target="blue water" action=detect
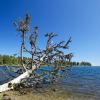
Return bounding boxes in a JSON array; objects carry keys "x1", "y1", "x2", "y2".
[
  {"x1": 0, "y1": 66, "x2": 20, "y2": 85},
  {"x1": 0, "y1": 66, "x2": 100, "y2": 98},
  {"x1": 59, "y1": 66, "x2": 100, "y2": 98}
]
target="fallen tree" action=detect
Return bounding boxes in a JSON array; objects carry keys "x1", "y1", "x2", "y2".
[{"x1": 0, "y1": 14, "x2": 73, "y2": 93}]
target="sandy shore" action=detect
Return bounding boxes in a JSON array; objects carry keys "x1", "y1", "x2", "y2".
[{"x1": 0, "y1": 88, "x2": 100, "y2": 100}]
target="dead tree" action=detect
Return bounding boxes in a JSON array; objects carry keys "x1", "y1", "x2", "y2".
[
  {"x1": 13, "y1": 14, "x2": 73, "y2": 91},
  {"x1": 65, "y1": 53, "x2": 73, "y2": 62},
  {"x1": 14, "y1": 14, "x2": 30, "y2": 69}
]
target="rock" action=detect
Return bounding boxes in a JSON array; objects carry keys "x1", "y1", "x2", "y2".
[{"x1": 2, "y1": 94, "x2": 11, "y2": 100}]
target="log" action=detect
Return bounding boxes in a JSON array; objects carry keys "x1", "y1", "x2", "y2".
[{"x1": 0, "y1": 70, "x2": 32, "y2": 92}]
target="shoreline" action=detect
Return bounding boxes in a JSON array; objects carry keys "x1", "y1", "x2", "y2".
[{"x1": 0, "y1": 89, "x2": 100, "y2": 100}]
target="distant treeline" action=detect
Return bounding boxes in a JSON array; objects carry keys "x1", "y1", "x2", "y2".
[
  {"x1": 47, "y1": 61, "x2": 92, "y2": 67},
  {"x1": 0, "y1": 55, "x2": 20, "y2": 66},
  {"x1": 69, "y1": 61, "x2": 92, "y2": 66},
  {"x1": 0, "y1": 55, "x2": 92, "y2": 66}
]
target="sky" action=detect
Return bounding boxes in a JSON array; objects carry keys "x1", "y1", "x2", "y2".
[{"x1": 0, "y1": 0, "x2": 100, "y2": 66}]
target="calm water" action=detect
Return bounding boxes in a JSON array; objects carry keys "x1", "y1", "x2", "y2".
[
  {"x1": 0, "y1": 66, "x2": 100, "y2": 99},
  {"x1": 0, "y1": 66, "x2": 20, "y2": 85},
  {"x1": 59, "y1": 66, "x2": 100, "y2": 98}
]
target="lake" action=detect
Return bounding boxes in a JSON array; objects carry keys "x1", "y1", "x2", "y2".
[
  {"x1": 0, "y1": 66, "x2": 100, "y2": 99},
  {"x1": 59, "y1": 66, "x2": 100, "y2": 99}
]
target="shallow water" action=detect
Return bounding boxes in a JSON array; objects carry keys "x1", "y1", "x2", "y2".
[
  {"x1": 59, "y1": 66, "x2": 100, "y2": 99},
  {"x1": 0, "y1": 66, "x2": 20, "y2": 84},
  {"x1": 0, "y1": 66, "x2": 100, "y2": 99}
]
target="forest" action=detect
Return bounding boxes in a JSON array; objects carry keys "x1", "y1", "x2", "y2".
[{"x1": 0, "y1": 54, "x2": 91, "y2": 66}]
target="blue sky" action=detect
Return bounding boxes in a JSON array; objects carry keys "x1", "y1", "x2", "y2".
[{"x1": 0, "y1": 0, "x2": 100, "y2": 66}]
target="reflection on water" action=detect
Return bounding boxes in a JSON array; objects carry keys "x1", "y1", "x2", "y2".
[{"x1": 0, "y1": 66, "x2": 100, "y2": 99}]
